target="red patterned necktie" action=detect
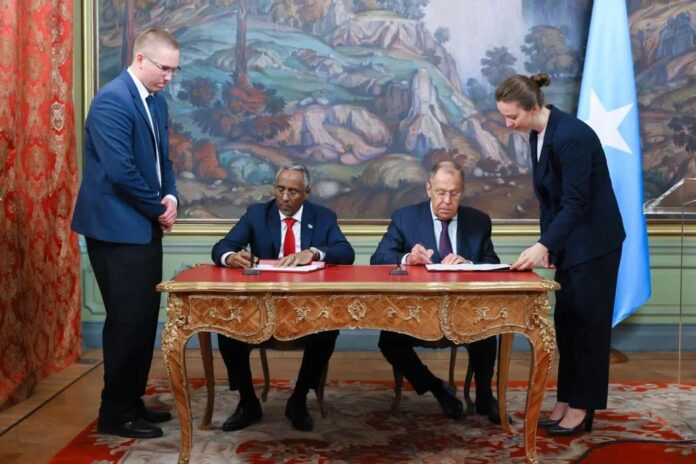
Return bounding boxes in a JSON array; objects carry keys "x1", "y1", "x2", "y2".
[{"x1": 283, "y1": 217, "x2": 297, "y2": 257}]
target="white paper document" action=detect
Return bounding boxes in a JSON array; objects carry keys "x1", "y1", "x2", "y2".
[
  {"x1": 425, "y1": 263, "x2": 510, "y2": 272},
  {"x1": 254, "y1": 261, "x2": 326, "y2": 273}
]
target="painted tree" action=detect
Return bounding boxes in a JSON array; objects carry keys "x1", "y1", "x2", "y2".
[
  {"x1": 114, "y1": 0, "x2": 159, "y2": 67},
  {"x1": 298, "y1": 0, "x2": 332, "y2": 32},
  {"x1": 434, "y1": 27, "x2": 450, "y2": 45},
  {"x1": 481, "y1": 46, "x2": 517, "y2": 87},
  {"x1": 236, "y1": 0, "x2": 250, "y2": 86},
  {"x1": 521, "y1": 25, "x2": 580, "y2": 77},
  {"x1": 271, "y1": 0, "x2": 300, "y2": 27}
]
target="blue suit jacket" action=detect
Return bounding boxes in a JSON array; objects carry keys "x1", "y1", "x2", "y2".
[
  {"x1": 532, "y1": 106, "x2": 625, "y2": 269},
  {"x1": 72, "y1": 70, "x2": 177, "y2": 244},
  {"x1": 212, "y1": 200, "x2": 355, "y2": 265},
  {"x1": 370, "y1": 201, "x2": 500, "y2": 265}
]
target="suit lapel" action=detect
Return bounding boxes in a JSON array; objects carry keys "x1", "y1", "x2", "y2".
[
  {"x1": 530, "y1": 106, "x2": 556, "y2": 180},
  {"x1": 418, "y1": 202, "x2": 439, "y2": 261},
  {"x1": 455, "y1": 207, "x2": 473, "y2": 261},
  {"x1": 268, "y1": 202, "x2": 282, "y2": 256},
  {"x1": 121, "y1": 71, "x2": 159, "y2": 153},
  {"x1": 532, "y1": 105, "x2": 558, "y2": 198},
  {"x1": 530, "y1": 130, "x2": 542, "y2": 199},
  {"x1": 300, "y1": 203, "x2": 315, "y2": 250}
]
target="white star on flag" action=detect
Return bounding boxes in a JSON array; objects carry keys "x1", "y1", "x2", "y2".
[{"x1": 583, "y1": 90, "x2": 633, "y2": 154}]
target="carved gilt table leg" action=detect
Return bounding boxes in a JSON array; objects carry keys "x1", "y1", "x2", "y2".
[
  {"x1": 523, "y1": 294, "x2": 556, "y2": 464},
  {"x1": 497, "y1": 332, "x2": 514, "y2": 433},
  {"x1": 198, "y1": 331, "x2": 215, "y2": 429},
  {"x1": 162, "y1": 294, "x2": 194, "y2": 464}
]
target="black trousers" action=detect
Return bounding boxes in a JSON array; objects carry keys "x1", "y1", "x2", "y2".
[
  {"x1": 554, "y1": 248, "x2": 621, "y2": 410},
  {"x1": 378, "y1": 331, "x2": 496, "y2": 401},
  {"x1": 218, "y1": 330, "x2": 339, "y2": 400},
  {"x1": 87, "y1": 229, "x2": 163, "y2": 425}
]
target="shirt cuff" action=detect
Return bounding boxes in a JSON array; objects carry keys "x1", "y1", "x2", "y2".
[
  {"x1": 220, "y1": 251, "x2": 235, "y2": 267},
  {"x1": 310, "y1": 247, "x2": 325, "y2": 261},
  {"x1": 164, "y1": 194, "x2": 178, "y2": 207}
]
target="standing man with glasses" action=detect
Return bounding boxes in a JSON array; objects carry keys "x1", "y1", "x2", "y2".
[
  {"x1": 371, "y1": 161, "x2": 503, "y2": 423},
  {"x1": 211, "y1": 163, "x2": 354, "y2": 432},
  {"x1": 72, "y1": 28, "x2": 180, "y2": 439}
]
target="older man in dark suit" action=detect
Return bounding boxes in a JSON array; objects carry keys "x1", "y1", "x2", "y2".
[
  {"x1": 371, "y1": 161, "x2": 501, "y2": 423},
  {"x1": 212, "y1": 163, "x2": 355, "y2": 432}
]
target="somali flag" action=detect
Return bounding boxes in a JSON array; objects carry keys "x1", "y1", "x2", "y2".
[{"x1": 577, "y1": 0, "x2": 651, "y2": 326}]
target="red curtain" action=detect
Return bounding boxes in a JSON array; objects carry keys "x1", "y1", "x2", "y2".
[{"x1": 0, "y1": 0, "x2": 80, "y2": 409}]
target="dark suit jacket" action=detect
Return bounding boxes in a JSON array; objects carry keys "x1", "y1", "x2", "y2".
[
  {"x1": 531, "y1": 106, "x2": 625, "y2": 269},
  {"x1": 370, "y1": 201, "x2": 500, "y2": 265},
  {"x1": 72, "y1": 70, "x2": 177, "y2": 244},
  {"x1": 212, "y1": 200, "x2": 355, "y2": 265}
]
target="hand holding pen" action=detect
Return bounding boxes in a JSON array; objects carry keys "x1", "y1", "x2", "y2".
[{"x1": 224, "y1": 248, "x2": 259, "y2": 269}]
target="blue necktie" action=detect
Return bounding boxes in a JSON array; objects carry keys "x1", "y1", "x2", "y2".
[
  {"x1": 438, "y1": 219, "x2": 453, "y2": 262},
  {"x1": 145, "y1": 95, "x2": 160, "y2": 150}
]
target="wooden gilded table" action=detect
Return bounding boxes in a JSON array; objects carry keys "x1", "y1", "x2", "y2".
[{"x1": 157, "y1": 264, "x2": 559, "y2": 463}]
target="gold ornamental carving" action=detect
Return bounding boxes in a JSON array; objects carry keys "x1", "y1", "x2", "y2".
[
  {"x1": 387, "y1": 304, "x2": 421, "y2": 322},
  {"x1": 161, "y1": 294, "x2": 187, "y2": 358},
  {"x1": 209, "y1": 306, "x2": 242, "y2": 323},
  {"x1": 473, "y1": 306, "x2": 509, "y2": 324},
  {"x1": 347, "y1": 300, "x2": 368, "y2": 320},
  {"x1": 529, "y1": 294, "x2": 556, "y2": 356},
  {"x1": 542, "y1": 278, "x2": 561, "y2": 291},
  {"x1": 295, "y1": 306, "x2": 330, "y2": 322}
]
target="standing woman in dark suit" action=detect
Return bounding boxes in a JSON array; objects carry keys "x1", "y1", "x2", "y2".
[{"x1": 495, "y1": 74, "x2": 625, "y2": 436}]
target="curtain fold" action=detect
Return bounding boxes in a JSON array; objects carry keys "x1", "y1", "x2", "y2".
[{"x1": 0, "y1": 0, "x2": 80, "y2": 409}]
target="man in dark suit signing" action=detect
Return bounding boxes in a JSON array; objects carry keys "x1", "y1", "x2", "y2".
[
  {"x1": 72, "y1": 28, "x2": 180, "y2": 438},
  {"x1": 371, "y1": 161, "x2": 501, "y2": 423},
  {"x1": 211, "y1": 163, "x2": 355, "y2": 432}
]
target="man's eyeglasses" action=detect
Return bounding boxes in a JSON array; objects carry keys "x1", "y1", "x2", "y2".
[{"x1": 143, "y1": 55, "x2": 181, "y2": 75}]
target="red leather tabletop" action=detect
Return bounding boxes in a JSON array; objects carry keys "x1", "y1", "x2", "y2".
[{"x1": 172, "y1": 264, "x2": 543, "y2": 285}]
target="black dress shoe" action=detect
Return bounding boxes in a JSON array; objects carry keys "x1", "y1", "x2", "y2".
[
  {"x1": 547, "y1": 410, "x2": 594, "y2": 436},
  {"x1": 285, "y1": 396, "x2": 314, "y2": 432},
  {"x1": 433, "y1": 385, "x2": 464, "y2": 420},
  {"x1": 140, "y1": 408, "x2": 172, "y2": 423},
  {"x1": 537, "y1": 417, "x2": 561, "y2": 428},
  {"x1": 97, "y1": 418, "x2": 163, "y2": 439},
  {"x1": 475, "y1": 397, "x2": 502, "y2": 425},
  {"x1": 222, "y1": 398, "x2": 263, "y2": 431}
]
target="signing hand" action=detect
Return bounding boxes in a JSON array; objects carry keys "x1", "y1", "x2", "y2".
[
  {"x1": 277, "y1": 249, "x2": 314, "y2": 267},
  {"x1": 441, "y1": 253, "x2": 472, "y2": 265},
  {"x1": 510, "y1": 242, "x2": 549, "y2": 270},
  {"x1": 225, "y1": 250, "x2": 256, "y2": 269},
  {"x1": 406, "y1": 243, "x2": 434, "y2": 265}
]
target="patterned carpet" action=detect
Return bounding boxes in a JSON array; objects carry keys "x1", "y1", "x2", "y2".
[{"x1": 50, "y1": 380, "x2": 696, "y2": 463}]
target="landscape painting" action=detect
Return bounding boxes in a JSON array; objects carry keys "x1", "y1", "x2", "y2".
[{"x1": 90, "y1": 0, "x2": 696, "y2": 222}]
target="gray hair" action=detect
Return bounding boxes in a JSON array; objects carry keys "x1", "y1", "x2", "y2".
[
  {"x1": 429, "y1": 161, "x2": 464, "y2": 182},
  {"x1": 275, "y1": 162, "x2": 311, "y2": 189}
]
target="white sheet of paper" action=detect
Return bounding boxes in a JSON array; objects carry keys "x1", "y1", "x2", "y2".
[
  {"x1": 425, "y1": 263, "x2": 510, "y2": 272},
  {"x1": 254, "y1": 261, "x2": 326, "y2": 273}
]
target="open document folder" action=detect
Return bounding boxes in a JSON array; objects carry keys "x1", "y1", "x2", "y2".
[
  {"x1": 425, "y1": 263, "x2": 510, "y2": 272},
  {"x1": 254, "y1": 260, "x2": 326, "y2": 273}
]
